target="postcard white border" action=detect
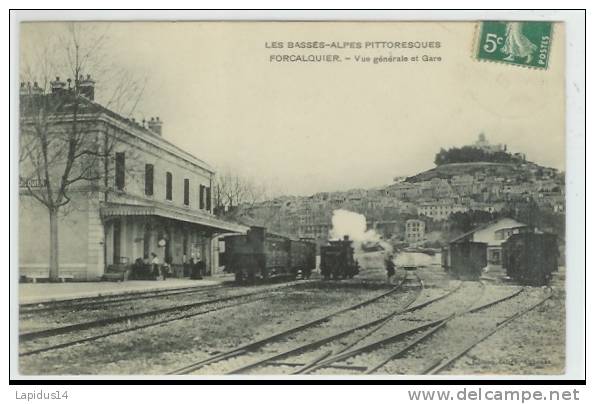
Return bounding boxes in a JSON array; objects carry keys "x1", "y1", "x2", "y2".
[{"x1": 6, "y1": 8, "x2": 586, "y2": 383}]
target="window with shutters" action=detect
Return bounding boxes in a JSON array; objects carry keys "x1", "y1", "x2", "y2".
[
  {"x1": 166, "y1": 172, "x2": 173, "y2": 201},
  {"x1": 206, "y1": 186, "x2": 211, "y2": 211},
  {"x1": 145, "y1": 164, "x2": 154, "y2": 196},
  {"x1": 115, "y1": 152, "x2": 125, "y2": 190},
  {"x1": 199, "y1": 185, "x2": 205, "y2": 209},
  {"x1": 184, "y1": 178, "x2": 190, "y2": 206}
]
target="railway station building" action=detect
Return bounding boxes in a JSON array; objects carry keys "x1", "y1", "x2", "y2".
[
  {"x1": 19, "y1": 77, "x2": 248, "y2": 281},
  {"x1": 449, "y1": 217, "x2": 535, "y2": 265}
]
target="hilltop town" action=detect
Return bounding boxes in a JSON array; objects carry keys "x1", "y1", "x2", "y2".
[{"x1": 233, "y1": 134, "x2": 565, "y2": 246}]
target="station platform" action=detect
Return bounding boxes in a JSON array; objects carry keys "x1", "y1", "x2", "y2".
[{"x1": 18, "y1": 274, "x2": 234, "y2": 305}]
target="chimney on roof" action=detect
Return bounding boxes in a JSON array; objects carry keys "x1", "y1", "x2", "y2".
[
  {"x1": 147, "y1": 116, "x2": 163, "y2": 136},
  {"x1": 20, "y1": 82, "x2": 29, "y2": 96},
  {"x1": 20, "y1": 82, "x2": 42, "y2": 96},
  {"x1": 31, "y1": 81, "x2": 43, "y2": 95},
  {"x1": 50, "y1": 76, "x2": 66, "y2": 95},
  {"x1": 79, "y1": 74, "x2": 95, "y2": 100}
]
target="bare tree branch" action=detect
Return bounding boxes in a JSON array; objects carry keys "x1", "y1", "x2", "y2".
[{"x1": 19, "y1": 22, "x2": 146, "y2": 280}]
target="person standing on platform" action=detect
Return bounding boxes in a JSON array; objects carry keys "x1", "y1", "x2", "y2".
[
  {"x1": 162, "y1": 257, "x2": 170, "y2": 280},
  {"x1": 198, "y1": 255, "x2": 206, "y2": 278},
  {"x1": 191, "y1": 253, "x2": 204, "y2": 280},
  {"x1": 150, "y1": 253, "x2": 160, "y2": 280},
  {"x1": 189, "y1": 253, "x2": 196, "y2": 278},
  {"x1": 182, "y1": 253, "x2": 188, "y2": 278}
]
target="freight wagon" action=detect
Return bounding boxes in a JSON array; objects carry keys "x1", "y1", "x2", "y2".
[
  {"x1": 502, "y1": 232, "x2": 559, "y2": 286},
  {"x1": 445, "y1": 241, "x2": 487, "y2": 280}
]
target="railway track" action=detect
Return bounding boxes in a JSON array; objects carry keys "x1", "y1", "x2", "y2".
[
  {"x1": 168, "y1": 272, "x2": 436, "y2": 375},
  {"x1": 423, "y1": 288, "x2": 553, "y2": 375},
  {"x1": 19, "y1": 268, "x2": 556, "y2": 376},
  {"x1": 19, "y1": 279, "x2": 314, "y2": 357},
  {"x1": 292, "y1": 280, "x2": 486, "y2": 376},
  {"x1": 216, "y1": 281, "x2": 515, "y2": 376},
  {"x1": 223, "y1": 275, "x2": 467, "y2": 375},
  {"x1": 302, "y1": 285, "x2": 541, "y2": 375},
  {"x1": 19, "y1": 283, "x2": 229, "y2": 315}
]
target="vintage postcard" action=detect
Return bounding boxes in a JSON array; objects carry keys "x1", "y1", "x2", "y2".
[{"x1": 16, "y1": 20, "x2": 567, "y2": 378}]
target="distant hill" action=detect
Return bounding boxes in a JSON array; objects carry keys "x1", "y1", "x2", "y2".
[{"x1": 405, "y1": 162, "x2": 528, "y2": 183}]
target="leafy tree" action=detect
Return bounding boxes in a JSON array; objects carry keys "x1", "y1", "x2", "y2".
[
  {"x1": 434, "y1": 146, "x2": 520, "y2": 166},
  {"x1": 448, "y1": 210, "x2": 498, "y2": 234},
  {"x1": 502, "y1": 200, "x2": 565, "y2": 240}
]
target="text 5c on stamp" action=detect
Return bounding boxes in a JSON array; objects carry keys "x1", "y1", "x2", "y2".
[{"x1": 476, "y1": 21, "x2": 553, "y2": 69}]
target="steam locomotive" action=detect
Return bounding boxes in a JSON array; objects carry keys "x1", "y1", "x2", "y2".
[
  {"x1": 223, "y1": 226, "x2": 316, "y2": 283},
  {"x1": 320, "y1": 236, "x2": 360, "y2": 280}
]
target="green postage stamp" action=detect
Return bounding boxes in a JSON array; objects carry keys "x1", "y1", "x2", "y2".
[{"x1": 475, "y1": 21, "x2": 553, "y2": 69}]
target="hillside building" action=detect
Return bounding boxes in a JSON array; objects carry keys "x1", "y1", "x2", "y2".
[
  {"x1": 417, "y1": 200, "x2": 468, "y2": 221},
  {"x1": 473, "y1": 133, "x2": 506, "y2": 153},
  {"x1": 405, "y1": 219, "x2": 426, "y2": 244}
]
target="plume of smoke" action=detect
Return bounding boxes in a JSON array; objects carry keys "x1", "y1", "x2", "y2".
[
  {"x1": 329, "y1": 209, "x2": 378, "y2": 243},
  {"x1": 394, "y1": 251, "x2": 434, "y2": 267},
  {"x1": 329, "y1": 209, "x2": 395, "y2": 255}
]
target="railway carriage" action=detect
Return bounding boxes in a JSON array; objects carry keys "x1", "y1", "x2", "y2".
[
  {"x1": 224, "y1": 226, "x2": 316, "y2": 283},
  {"x1": 289, "y1": 238, "x2": 317, "y2": 279}
]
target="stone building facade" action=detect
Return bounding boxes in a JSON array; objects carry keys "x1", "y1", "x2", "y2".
[
  {"x1": 405, "y1": 219, "x2": 426, "y2": 244},
  {"x1": 19, "y1": 78, "x2": 246, "y2": 280}
]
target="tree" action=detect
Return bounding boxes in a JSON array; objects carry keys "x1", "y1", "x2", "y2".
[
  {"x1": 433, "y1": 145, "x2": 520, "y2": 166},
  {"x1": 212, "y1": 169, "x2": 264, "y2": 215},
  {"x1": 212, "y1": 167, "x2": 285, "y2": 229},
  {"x1": 448, "y1": 210, "x2": 498, "y2": 234},
  {"x1": 19, "y1": 23, "x2": 145, "y2": 281},
  {"x1": 502, "y1": 199, "x2": 565, "y2": 240},
  {"x1": 214, "y1": 170, "x2": 255, "y2": 212}
]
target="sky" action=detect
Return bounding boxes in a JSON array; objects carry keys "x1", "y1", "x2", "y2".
[{"x1": 20, "y1": 22, "x2": 566, "y2": 196}]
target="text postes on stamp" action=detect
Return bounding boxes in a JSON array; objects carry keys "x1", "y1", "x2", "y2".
[{"x1": 476, "y1": 21, "x2": 553, "y2": 69}]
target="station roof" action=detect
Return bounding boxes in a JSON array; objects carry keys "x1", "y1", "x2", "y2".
[
  {"x1": 449, "y1": 217, "x2": 529, "y2": 244},
  {"x1": 100, "y1": 202, "x2": 249, "y2": 234}
]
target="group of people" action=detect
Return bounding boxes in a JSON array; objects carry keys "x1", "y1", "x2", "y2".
[
  {"x1": 148, "y1": 252, "x2": 206, "y2": 280},
  {"x1": 150, "y1": 253, "x2": 169, "y2": 280}
]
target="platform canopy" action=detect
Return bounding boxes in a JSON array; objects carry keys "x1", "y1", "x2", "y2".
[{"x1": 100, "y1": 202, "x2": 249, "y2": 234}]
